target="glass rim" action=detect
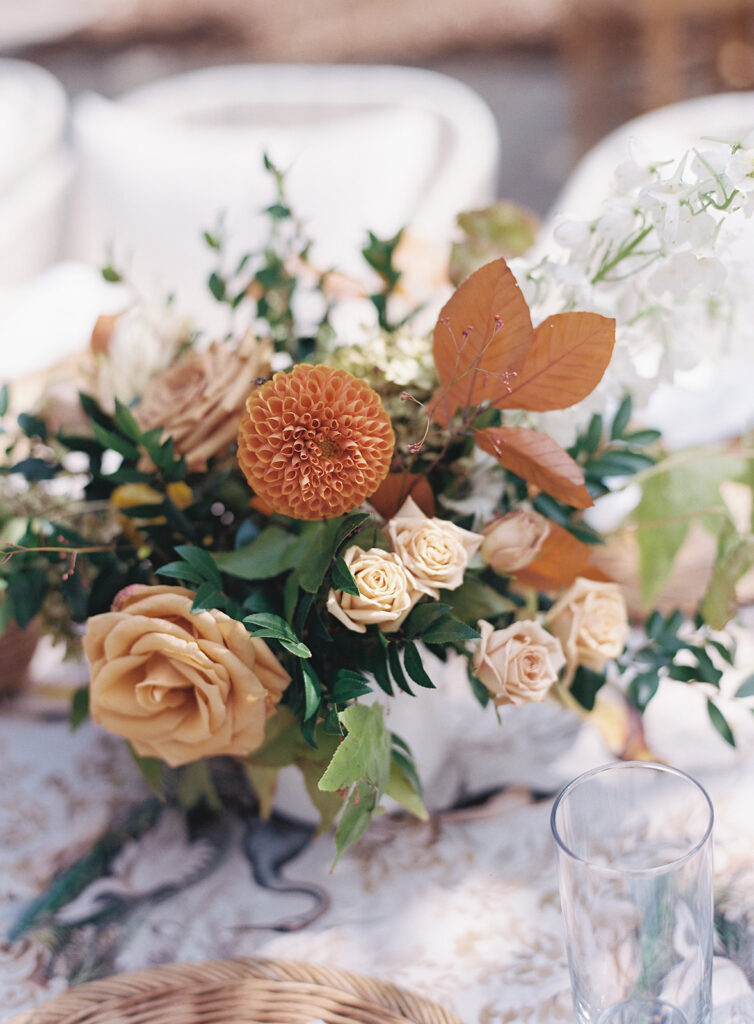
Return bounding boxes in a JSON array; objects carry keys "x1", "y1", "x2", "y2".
[{"x1": 550, "y1": 760, "x2": 714, "y2": 877}]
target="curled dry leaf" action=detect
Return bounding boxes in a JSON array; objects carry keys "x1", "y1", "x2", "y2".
[
  {"x1": 494, "y1": 311, "x2": 616, "y2": 411},
  {"x1": 475, "y1": 425, "x2": 593, "y2": 510},
  {"x1": 368, "y1": 472, "x2": 436, "y2": 520},
  {"x1": 431, "y1": 258, "x2": 532, "y2": 422},
  {"x1": 513, "y1": 519, "x2": 612, "y2": 592}
]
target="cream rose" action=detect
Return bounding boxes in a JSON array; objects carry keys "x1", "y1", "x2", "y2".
[
  {"x1": 480, "y1": 509, "x2": 550, "y2": 574},
  {"x1": 386, "y1": 496, "x2": 483, "y2": 598},
  {"x1": 135, "y1": 332, "x2": 272, "y2": 472},
  {"x1": 82, "y1": 584, "x2": 290, "y2": 767},
  {"x1": 472, "y1": 619, "x2": 566, "y2": 705},
  {"x1": 326, "y1": 546, "x2": 421, "y2": 634},
  {"x1": 546, "y1": 576, "x2": 629, "y2": 674}
]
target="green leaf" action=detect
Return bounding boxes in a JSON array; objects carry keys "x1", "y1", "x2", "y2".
[
  {"x1": 318, "y1": 703, "x2": 392, "y2": 797},
  {"x1": 569, "y1": 665, "x2": 606, "y2": 711},
  {"x1": 332, "y1": 669, "x2": 372, "y2": 703},
  {"x1": 701, "y1": 530, "x2": 754, "y2": 630},
  {"x1": 127, "y1": 744, "x2": 164, "y2": 793},
  {"x1": 334, "y1": 512, "x2": 372, "y2": 552},
  {"x1": 91, "y1": 421, "x2": 139, "y2": 460},
  {"x1": 692, "y1": 648, "x2": 722, "y2": 688},
  {"x1": 101, "y1": 264, "x2": 123, "y2": 283},
  {"x1": 0, "y1": 383, "x2": 9, "y2": 417},
  {"x1": 267, "y1": 203, "x2": 291, "y2": 219},
  {"x1": 403, "y1": 641, "x2": 435, "y2": 689},
  {"x1": 385, "y1": 759, "x2": 428, "y2": 820},
  {"x1": 203, "y1": 229, "x2": 222, "y2": 250},
  {"x1": 243, "y1": 612, "x2": 311, "y2": 658},
  {"x1": 632, "y1": 453, "x2": 745, "y2": 607},
  {"x1": 586, "y1": 451, "x2": 655, "y2": 478},
  {"x1": 11, "y1": 457, "x2": 57, "y2": 481},
  {"x1": 610, "y1": 395, "x2": 632, "y2": 439},
  {"x1": 70, "y1": 686, "x2": 90, "y2": 730},
  {"x1": 402, "y1": 602, "x2": 453, "y2": 638},
  {"x1": 8, "y1": 569, "x2": 47, "y2": 629},
  {"x1": 707, "y1": 699, "x2": 736, "y2": 747},
  {"x1": 468, "y1": 671, "x2": 491, "y2": 707},
  {"x1": 387, "y1": 643, "x2": 413, "y2": 695},
  {"x1": 244, "y1": 763, "x2": 279, "y2": 818},
  {"x1": 370, "y1": 644, "x2": 394, "y2": 696},
  {"x1": 623, "y1": 429, "x2": 662, "y2": 446},
  {"x1": 176, "y1": 760, "x2": 222, "y2": 812},
  {"x1": 191, "y1": 582, "x2": 225, "y2": 613},
  {"x1": 175, "y1": 544, "x2": 223, "y2": 589},
  {"x1": 583, "y1": 413, "x2": 604, "y2": 454},
  {"x1": 208, "y1": 272, "x2": 226, "y2": 302},
  {"x1": 299, "y1": 760, "x2": 344, "y2": 832},
  {"x1": 297, "y1": 519, "x2": 341, "y2": 594},
  {"x1": 213, "y1": 526, "x2": 300, "y2": 582},
  {"x1": 302, "y1": 661, "x2": 322, "y2": 720},
  {"x1": 628, "y1": 671, "x2": 660, "y2": 712},
  {"x1": 333, "y1": 782, "x2": 374, "y2": 866},
  {"x1": 17, "y1": 412, "x2": 47, "y2": 441},
  {"x1": 155, "y1": 560, "x2": 205, "y2": 585},
  {"x1": 440, "y1": 577, "x2": 514, "y2": 625},
  {"x1": 421, "y1": 616, "x2": 481, "y2": 645},
  {"x1": 112, "y1": 399, "x2": 143, "y2": 443},
  {"x1": 331, "y1": 556, "x2": 360, "y2": 596},
  {"x1": 735, "y1": 673, "x2": 754, "y2": 698}
]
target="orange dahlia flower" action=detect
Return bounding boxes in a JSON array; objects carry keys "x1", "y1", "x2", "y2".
[{"x1": 237, "y1": 364, "x2": 395, "y2": 521}]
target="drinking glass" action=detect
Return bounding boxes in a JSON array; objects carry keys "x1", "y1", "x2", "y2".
[{"x1": 551, "y1": 761, "x2": 714, "y2": 1024}]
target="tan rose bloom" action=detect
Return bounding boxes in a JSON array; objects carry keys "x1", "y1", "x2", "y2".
[
  {"x1": 386, "y1": 496, "x2": 483, "y2": 598},
  {"x1": 546, "y1": 576, "x2": 629, "y2": 674},
  {"x1": 326, "y1": 546, "x2": 421, "y2": 634},
  {"x1": 136, "y1": 332, "x2": 272, "y2": 472},
  {"x1": 83, "y1": 584, "x2": 290, "y2": 767},
  {"x1": 480, "y1": 509, "x2": 550, "y2": 574},
  {"x1": 472, "y1": 619, "x2": 565, "y2": 706}
]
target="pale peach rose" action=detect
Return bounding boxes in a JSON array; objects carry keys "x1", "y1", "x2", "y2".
[
  {"x1": 326, "y1": 546, "x2": 421, "y2": 634},
  {"x1": 83, "y1": 584, "x2": 289, "y2": 767},
  {"x1": 386, "y1": 496, "x2": 483, "y2": 598},
  {"x1": 546, "y1": 576, "x2": 629, "y2": 674},
  {"x1": 480, "y1": 509, "x2": 550, "y2": 574},
  {"x1": 135, "y1": 332, "x2": 272, "y2": 472},
  {"x1": 472, "y1": 619, "x2": 565, "y2": 705}
]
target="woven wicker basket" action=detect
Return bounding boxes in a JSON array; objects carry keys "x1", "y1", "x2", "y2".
[{"x1": 8, "y1": 957, "x2": 463, "y2": 1024}]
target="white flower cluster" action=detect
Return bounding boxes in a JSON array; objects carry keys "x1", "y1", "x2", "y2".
[{"x1": 515, "y1": 131, "x2": 754, "y2": 443}]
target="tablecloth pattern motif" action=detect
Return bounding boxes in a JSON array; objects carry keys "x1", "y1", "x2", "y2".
[{"x1": 2, "y1": 635, "x2": 754, "y2": 1024}]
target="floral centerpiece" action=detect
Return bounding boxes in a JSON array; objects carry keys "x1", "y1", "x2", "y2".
[{"x1": 2, "y1": 149, "x2": 753, "y2": 863}]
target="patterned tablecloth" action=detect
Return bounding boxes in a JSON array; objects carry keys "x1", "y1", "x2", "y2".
[{"x1": 2, "y1": 630, "x2": 754, "y2": 1024}]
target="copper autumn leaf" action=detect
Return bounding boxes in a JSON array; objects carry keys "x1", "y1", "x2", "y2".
[
  {"x1": 369, "y1": 473, "x2": 435, "y2": 520},
  {"x1": 514, "y1": 519, "x2": 611, "y2": 591},
  {"x1": 475, "y1": 426, "x2": 593, "y2": 509},
  {"x1": 431, "y1": 258, "x2": 533, "y2": 422},
  {"x1": 493, "y1": 312, "x2": 616, "y2": 411}
]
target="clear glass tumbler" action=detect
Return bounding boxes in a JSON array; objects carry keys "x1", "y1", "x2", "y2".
[{"x1": 551, "y1": 761, "x2": 714, "y2": 1024}]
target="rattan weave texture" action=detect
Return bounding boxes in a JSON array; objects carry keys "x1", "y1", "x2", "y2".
[{"x1": 8, "y1": 956, "x2": 464, "y2": 1024}]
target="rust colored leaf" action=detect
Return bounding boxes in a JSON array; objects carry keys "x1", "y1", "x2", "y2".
[
  {"x1": 368, "y1": 473, "x2": 435, "y2": 520},
  {"x1": 475, "y1": 425, "x2": 593, "y2": 509},
  {"x1": 514, "y1": 520, "x2": 611, "y2": 591},
  {"x1": 494, "y1": 312, "x2": 615, "y2": 412},
  {"x1": 431, "y1": 258, "x2": 533, "y2": 420}
]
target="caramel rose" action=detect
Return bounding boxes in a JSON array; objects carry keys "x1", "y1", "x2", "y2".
[
  {"x1": 326, "y1": 546, "x2": 421, "y2": 634},
  {"x1": 472, "y1": 619, "x2": 566, "y2": 705},
  {"x1": 135, "y1": 332, "x2": 272, "y2": 472},
  {"x1": 386, "y1": 496, "x2": 483, "y2": 599},
  {"x1": 546, "y1": 576, "x2": 629, "y2": 674},
  {"x1": 480, "y1": 509, "x2": 550, "y2": 574},
  {"x1": 82, "y1": 585, "x2": 290, "y2": 767}
]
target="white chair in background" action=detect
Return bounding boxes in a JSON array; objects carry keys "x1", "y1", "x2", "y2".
[
  {"x1": 0, "y1": 59, "x2": 72, "y2": 288},
  {"x1": 66, "y1": 64, "x2": 500, "y2": 312}
]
